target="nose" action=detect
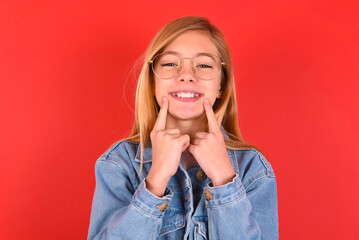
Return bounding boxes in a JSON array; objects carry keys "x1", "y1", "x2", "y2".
[{"x1": 177, "y1": 59, "x2": 196, "y2": 82}]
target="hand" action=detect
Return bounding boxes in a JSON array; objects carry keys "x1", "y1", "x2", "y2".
[
  {"x1": 188, "y1": 99, "x2": 236, "y2": 186},
  {"x1": 146, "y1": 97, "x2": 190, "y2": 197}
]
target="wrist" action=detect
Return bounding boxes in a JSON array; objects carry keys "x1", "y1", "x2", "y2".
[
  {"x1": 211, "y1": 170, "x2": 236, "y2": 187},
  {"x1": 146, "y1": 171, "x2": 171, "y2": 197}
]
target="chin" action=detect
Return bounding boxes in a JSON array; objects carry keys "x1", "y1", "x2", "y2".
[
  {"x1": 167, "y1": 99, "x2": 207, "y2": 120},
  {"x1": 169, "y1": 109, "x2": 204, "y2": 121}
]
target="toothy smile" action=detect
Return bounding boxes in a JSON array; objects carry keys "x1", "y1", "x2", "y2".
[{"x1": 170, "y1": 92, "x2": 202, "y2": 98}]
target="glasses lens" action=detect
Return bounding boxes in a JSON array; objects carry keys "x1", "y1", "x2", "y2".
[
  {"x1": 151, "y1": 53, "x2": 222, "y2": 80},
  {"x1": 193, "y1": 55, "x2": 221, "y2": 80},
  {"x1": 152, "y1": 54, "x2": 180, "y2": 79}
]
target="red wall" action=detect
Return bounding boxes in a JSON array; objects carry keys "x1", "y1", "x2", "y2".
[{"x1": 1, "y1": 1, "x2": 358, "y2": 239}]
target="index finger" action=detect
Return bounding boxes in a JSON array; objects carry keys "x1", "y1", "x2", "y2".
[
  {"x1": 203, "y1": 99, "x2": 221, "y2": 133},
  {"x1": 153, "y1": 96, "x2": 168, "y2": 131}
]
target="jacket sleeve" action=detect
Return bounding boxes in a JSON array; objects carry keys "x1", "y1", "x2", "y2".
[
  {"x1": 204, "y1": 169, "x2": 278, "y2": 239},
  {"x1": 87, "y1": 159, "x2": 173, "y2": 240}
]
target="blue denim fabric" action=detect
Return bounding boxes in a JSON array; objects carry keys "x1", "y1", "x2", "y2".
[{"x1": 87, "y1": 139, "x2": 278, "y2": 239}]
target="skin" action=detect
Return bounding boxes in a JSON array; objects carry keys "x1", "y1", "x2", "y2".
[{"x1": 146, "y1": 31, "x2": 236, "y2": 197}]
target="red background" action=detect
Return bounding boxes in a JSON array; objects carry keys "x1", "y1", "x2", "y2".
[{"x1": 1, "y1": 0, "x2": 358, "y2": 239}]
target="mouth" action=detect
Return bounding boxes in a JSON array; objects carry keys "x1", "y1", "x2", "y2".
[{"x1": 169, "y1": 90, "x2": 203, "y2": 102}]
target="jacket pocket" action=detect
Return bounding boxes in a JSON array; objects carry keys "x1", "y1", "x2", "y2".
[{"x1": 158, "y1": 207, "x2": 185, "y2": 236}]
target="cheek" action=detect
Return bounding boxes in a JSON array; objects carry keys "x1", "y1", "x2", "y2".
[
  {"x1": 154, "y1": 82, "x2": 161, "y2": 106},
  {"x1": 207, "y1": 79, "x2": 222, "y2": 100},
  {"x1": 154, "y1": 79, "x2": 168, "y2": 106}
]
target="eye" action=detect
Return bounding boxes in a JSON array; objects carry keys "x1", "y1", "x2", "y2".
[
  {"x1": 197, "y1": 64, "x2": 212, "y2": 68},
  {"x1": 161, "y1": 62, "x2": 177, "y2": 67}
]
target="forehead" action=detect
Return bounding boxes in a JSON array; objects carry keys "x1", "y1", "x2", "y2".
[{"x1": 163, "y1": 30, "x2": 219, "y2": 57}]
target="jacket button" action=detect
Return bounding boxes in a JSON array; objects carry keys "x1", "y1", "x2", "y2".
[
  {"x1": 156, "y1": 201, "x2": 169, "y2": 212},
  {"x1": 204, "y1": 189, "x2": 213, "y2": 201},
  {"x1": 196, "y1": 169, "x2": 207, "y2": 181}
]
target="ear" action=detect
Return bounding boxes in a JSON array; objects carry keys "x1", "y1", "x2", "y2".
[{"x1": 217, "y1": 88, "x2": 222, "y2": 98}]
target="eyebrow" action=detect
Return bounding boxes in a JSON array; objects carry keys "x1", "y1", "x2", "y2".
[{"x1": 162, "y1": 50, "x2": 218, "y2": 59}]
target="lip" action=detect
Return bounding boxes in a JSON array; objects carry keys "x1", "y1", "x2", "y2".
[{"x1": 168, "y1": 89, "x2": 203, "y2": 103}]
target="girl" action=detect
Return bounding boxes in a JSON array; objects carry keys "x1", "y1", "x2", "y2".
[{"x1": 87, "y1": 16, "x2": 278, "y2": 240}]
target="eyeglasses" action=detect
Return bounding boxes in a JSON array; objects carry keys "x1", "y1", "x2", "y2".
[{"x1": 149, "y1": 53, "x2": 225, "y2": 80}]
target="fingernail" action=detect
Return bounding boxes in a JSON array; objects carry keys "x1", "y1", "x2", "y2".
[
  {"x1": 204, "y1": 99, "x2": 210, "y2": 105},
  {"x1": 162, "y1": 96, "x2": 167, "y2": 103}
]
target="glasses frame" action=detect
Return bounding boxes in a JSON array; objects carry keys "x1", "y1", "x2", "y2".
[{"x1": 149, "y1": 53, "x2": 226, "y2": 81}]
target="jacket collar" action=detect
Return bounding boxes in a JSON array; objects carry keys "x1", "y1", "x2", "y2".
[{"x1": 134, "y1": 141, "x2": 153, "y2": 163}]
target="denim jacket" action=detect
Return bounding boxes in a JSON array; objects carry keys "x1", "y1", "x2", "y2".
[{"x1": 87, "y1": 138, "x2": 278, "y2": 240}]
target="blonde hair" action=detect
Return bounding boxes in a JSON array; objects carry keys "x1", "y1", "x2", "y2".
[{"x1": 125, "y1": 16, "x2": 259, "y2": 172}]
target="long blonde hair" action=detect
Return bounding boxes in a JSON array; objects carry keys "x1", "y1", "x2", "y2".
[{"x1": 125, "y1": 16, "x2": 259, "y2": 172}]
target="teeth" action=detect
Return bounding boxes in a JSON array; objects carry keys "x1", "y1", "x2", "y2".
[{"x1": 172, "y1": 92, "x2": 200, "y2": 98}]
